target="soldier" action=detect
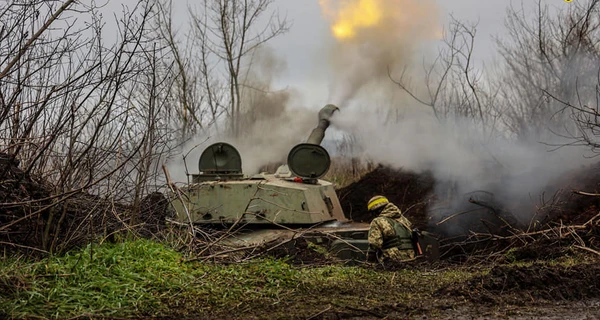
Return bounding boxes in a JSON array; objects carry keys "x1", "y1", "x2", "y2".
[{"x1": 366, "y1": 195, "x2": 416, "y2": 264}]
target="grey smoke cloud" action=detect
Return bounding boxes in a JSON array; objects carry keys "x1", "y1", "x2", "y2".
[
  {"x1": 167, "y1": 47, "x2": 317, "y2": 182},
  {"x1": 331, "y1": 102, "x2": 594, "y2": 232},
  {"x1": 164, "y1": 0, "x2": 598, "y2": 236},
  {"x1": 316, "y1": 0, "x2": 600, "y2": 234}
]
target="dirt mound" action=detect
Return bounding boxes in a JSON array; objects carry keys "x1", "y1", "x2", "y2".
[
  {"x1": 336, "y1": 165, "x2": 435, "y2": 229},
  {"x1": 1, "y1": 190, "x2": 131, "y2": 254},
  {"x1": 539, "y1": 162, "x2": 600, "y2": 225},
  {"x1": 501, "y1": 239, "x2": 573, "y2": 262},
  {"x1": 0, "y1": 153, "x2": 52, "y2": 201},
  {"x1": 440, "y1": 263, "x2": 600, "y2": 303},
  {"x1": 0, "y1": 153, "x2": 53, "y2": 252},
  {"x1": 336, "y1": 162, "x2": 600, "y2": 263},
  {"x1": 0, "y1": 153, "x2": 168, "y2": 255},
  {"x1": 139, "y1": 192, "x2": 170, "y2": 236}
]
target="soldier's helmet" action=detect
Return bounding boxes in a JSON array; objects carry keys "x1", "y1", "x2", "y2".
[{"x1": 367, "y1": 195, "x2": 389, "y2": 212}]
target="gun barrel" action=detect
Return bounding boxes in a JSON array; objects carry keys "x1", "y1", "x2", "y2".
[{"x1": 306, "y1": 104, "x2": 339, "y2": 145}]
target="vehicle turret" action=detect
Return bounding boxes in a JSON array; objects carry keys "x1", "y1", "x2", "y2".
[{"x1": 170, "y1": 104, "x2": 347, "y2": 225}]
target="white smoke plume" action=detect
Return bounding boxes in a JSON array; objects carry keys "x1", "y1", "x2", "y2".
[
  {"x1": 318, "y1": 0, "x2": 599, "y2": 233},
  {"x1": 330, "y1": 103, "x2": 594, "y2": 232},
  {"x1": 166, "y1": 107, "x2": 315, "y2": 184},
  {"x1": 166, "y1": 0, "x2": 599, "y2": 236},
  {"x1": 319, "y1": 0, "x2": 440, "y2": 105},
  {"x1": 167, "y1": 47, "x2": 318, "y2": 182}
]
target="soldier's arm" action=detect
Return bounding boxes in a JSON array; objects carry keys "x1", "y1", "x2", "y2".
[{"x1": 368, "y1": 218, "x2": 384, "y2": 250}]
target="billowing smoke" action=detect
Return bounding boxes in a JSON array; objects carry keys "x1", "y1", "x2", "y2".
[
  {"x1": 167, "y1": 47, "x2": 317, "y2": 182},
  {"x1": 319, "y1": 0, "x2": 598, "y2": 234},
  {"x1": 318, "y1": 0, "x2": 440, "y2": 105},
  {"x1": 168, "y1": 0, "x2": 442, "y2": 183},
  {"x1": 166, "y1": 0, "x2": 598, "y2": 236},
  {"x1": 331, "y1": 105, "x2": 593, "y2": 233}
]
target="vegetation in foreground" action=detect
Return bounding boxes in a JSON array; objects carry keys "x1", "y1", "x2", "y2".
[
  {"x1": 2, "y1": 239, "x2": 598, "y2": 319},
  {"x1": 0, "y1": 239, "x2": 471, "y2": 319}
]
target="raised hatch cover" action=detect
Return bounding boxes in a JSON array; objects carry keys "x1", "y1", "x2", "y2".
[
  {"x1": 198, "y1": 142, "x2": 242, "y2": 174},
  {"x1": 287, "y1": 143, "x2": 330, "y2": 179}
]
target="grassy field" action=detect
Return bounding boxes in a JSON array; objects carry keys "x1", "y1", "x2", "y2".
[
  {"x1": 0, "y1": 239, "x2": 476, "y2": 319},
  {"x1": 2, "y1": 239, "x2": 598, "y2": 319}
]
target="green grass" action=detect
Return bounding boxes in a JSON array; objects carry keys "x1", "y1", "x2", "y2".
[
  {"x1": 0, "y1": 240, "x2": 196, "y2": 318},
  {"x1": 0, "y1": 239, "x2": 477, "y2": 319}
]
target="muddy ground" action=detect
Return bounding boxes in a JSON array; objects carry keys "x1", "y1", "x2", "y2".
[
  {"x1": 296, "y1": 301, "x2": 600, "y2": 320},
  {"x1": 198, "y1": 258, "x2": 600, "y2": 319}
]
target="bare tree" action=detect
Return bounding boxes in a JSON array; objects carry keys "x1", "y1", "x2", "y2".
[
  {"x1": 390, "y1": 17, "x2": 501, "y2": 138},
  {"x1": 390, "y1": 0, "x2": 600, "y2": 145},
  {"x1": 148, "y1": 0, "x2": 288, "y2": 142},
  {"x1": 189, "y1": 0, "x2": 289, "y2": 137},
  {"x1": 151, "y1": 0, "x2": 209, "y2": 142},
  {"x1": 496, "y1": 0, "x2": 600, "y2": 142},
  {"x1": 0, "y1": 0, "x2": 183, "y2": 253}
]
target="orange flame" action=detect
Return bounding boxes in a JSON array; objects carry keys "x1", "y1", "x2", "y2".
[
  {"x1": 320, "y1": 0, "x2": 383, "y2": 40},
  {"x1": 318, "y1": 0, "x2": 442, "y2": 104}
]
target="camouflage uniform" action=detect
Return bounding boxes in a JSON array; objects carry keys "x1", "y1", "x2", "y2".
[{"x1": 368, "y1": 202, "x2": 415, "y2": 263}]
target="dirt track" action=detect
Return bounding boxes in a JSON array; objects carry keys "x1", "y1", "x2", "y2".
[
  {"x1": 197, "y1": 257, "x2": 600, "y2": 320},
  {"x1": 311, "y1": 301, "x2": 600, "y2": 320},
  {"x1": 430, "y1": 300, "x2": 600, "y2": 320}
]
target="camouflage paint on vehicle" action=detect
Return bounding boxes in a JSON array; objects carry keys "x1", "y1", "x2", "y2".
[{"x1": 170, "y1": 174, "x2": 346, "y2": 225}]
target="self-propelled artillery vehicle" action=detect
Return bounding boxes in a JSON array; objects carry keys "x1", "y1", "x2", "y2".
[{"x1": 170, "y1": 104, "x2": 438, "y2": 261}]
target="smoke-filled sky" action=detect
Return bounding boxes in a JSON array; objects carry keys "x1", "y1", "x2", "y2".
[
  {"x1": 97, "y1": 0, "x2": 596, "y2": 229},
  {"x1": 268, "y1": 0, "x2": 511, "y2": 106},
  {"x1": 99, "y1": 0, "x2": 566, "y2": 107}
]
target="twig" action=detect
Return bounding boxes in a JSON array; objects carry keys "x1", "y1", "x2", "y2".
[
  {"x1": 574, "y1": 245, "x2": 600, "y2": 256},
  {"x1": 0, "y1": 241, "x2": 49, "y2": 254},
  {"x1": 572, "y1": 190, "x2": 600, "y2": 197},
  {"x1": 0, "y1": 0, "x2": 77, "y2": 80},
  {"x1": 583, "y1": 211, "x2": 600, "y2": 227},
  {"x1": 469, "y1": 198, "x2": 521, "y2": 232},
  {"x1": 1, "y1": 145, "x2": 148, "y2": 232},
  {"x1": 182, "y1": 136, "x2": 210, "y2": 180},
  {"x1": 98, "y1": 223, "x2": 146, "y2": 246},
  {"x1": 436, "y1": 208, "x2": 482, "y2": 225},
  {"x1": 402, "y1": 201, "x2": 427, "y2": 215},
  {"x1": 306, "y1": 305, "x2": 332, "y2": 320}
]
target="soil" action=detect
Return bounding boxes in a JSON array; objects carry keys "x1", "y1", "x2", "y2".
[
  {"x1": 0, "y1": 153, "x2": 166, "y2": 255},
  {"x1": 198, "y1": 259, "x2": 600, "y2": 320},
  {"x1": 336, "y1": 165, "x2": 435, "y2": 229},
  {"x1": 284, "y1": 301, "x2": 600, "y2": 320},
  {"x1": 440, "y1": 262, "x2": 600, "y2": 303},
  {"x1": 278, "y1": 163, "x2": 600, "y2": 319},
  {"x1": 0, "y1": 153, "x2": 53, "y2": 251},
  {"x1": 544, "y1": 162, "x2": 600, "y2": 225}
]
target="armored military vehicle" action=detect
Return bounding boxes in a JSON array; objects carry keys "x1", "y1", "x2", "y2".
[{"x1": 170, "y1": 104, "x2": 438, "y2": 261}]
